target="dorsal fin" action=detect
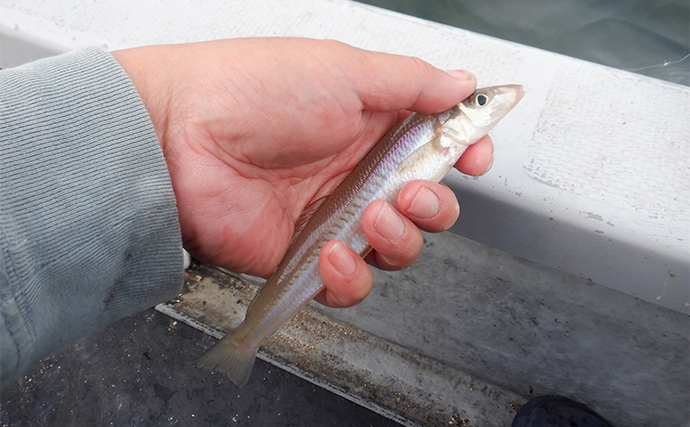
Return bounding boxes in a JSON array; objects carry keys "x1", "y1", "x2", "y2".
[{"x1": 288, "y1": 196, "x2": 328, "y2": 248}]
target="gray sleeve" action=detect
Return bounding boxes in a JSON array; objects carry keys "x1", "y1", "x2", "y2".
[{"x1": 0, "y1": 47, "x2": 184, "y2": 388}]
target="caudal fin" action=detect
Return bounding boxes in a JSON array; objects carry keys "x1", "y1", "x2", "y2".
[{"x1": 197, "y1": 335, "x2": 258, "y2": 387}]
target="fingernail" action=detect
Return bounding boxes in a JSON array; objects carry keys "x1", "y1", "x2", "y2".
[
  {"x1": 327, "y1": 242, "x2": 357, "y2": 276},
  {"x1": 406, "y1": 187, "x2": 440, "y2": 220},
  {"x1": 479, "y1": 154, "x2": 495, "y2": 176},
  {"x1": 446, "y1": 70, "x2": 475, "y2": 81},
  {"x1": 374, "y1": 203, "x2": 405, "y2": 241}
]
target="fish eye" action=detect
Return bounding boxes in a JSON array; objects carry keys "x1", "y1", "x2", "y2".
[{"x1": 473, "y1": 92, "x2": 490, "y2": 107}]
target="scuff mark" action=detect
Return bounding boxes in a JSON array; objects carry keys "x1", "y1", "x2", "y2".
[{"x1": 581, "y1": 211, "x2": 604, "y2": 221}]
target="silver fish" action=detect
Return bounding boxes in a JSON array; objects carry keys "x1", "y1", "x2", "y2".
[{"x1": 197, "y1": 85, "x2": 524, "y2": 386}]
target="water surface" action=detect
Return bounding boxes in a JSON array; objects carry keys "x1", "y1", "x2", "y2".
[{"x1": 357, "y1": 0, "x2": 689, "y2": 86}]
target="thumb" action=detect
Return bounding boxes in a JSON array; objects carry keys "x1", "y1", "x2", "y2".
[{"x1": 348, "y1": 49, "x2": 477, "y2": 114}]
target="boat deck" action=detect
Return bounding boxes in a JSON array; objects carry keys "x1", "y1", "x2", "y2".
[{"x1": 1, "y1": 1, "x2": 688, "y2": 425}]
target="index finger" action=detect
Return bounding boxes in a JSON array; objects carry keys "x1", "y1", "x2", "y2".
[{"x1": 455, "y1": 135, "x2": 494, "y2": 176}]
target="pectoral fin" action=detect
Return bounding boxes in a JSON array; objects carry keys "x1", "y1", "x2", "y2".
[{"x1": 394, "y1": 134, "x2": 448, "y2": 182}]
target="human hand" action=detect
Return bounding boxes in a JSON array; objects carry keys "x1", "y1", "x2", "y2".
[{"x1": 112, "y1": 38, "x2": 493, "y2": 308}]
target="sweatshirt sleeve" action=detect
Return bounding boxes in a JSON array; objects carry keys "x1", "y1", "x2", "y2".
[{"x1": 0, "y1": 47, "x2": 184, "y2": 389}]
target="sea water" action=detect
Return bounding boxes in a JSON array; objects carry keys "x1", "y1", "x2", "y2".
[{"x1": 356, "y1": 0, "x2": 689, "y2": 86}]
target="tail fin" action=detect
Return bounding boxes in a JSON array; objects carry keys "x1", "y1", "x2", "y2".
[{"x1": 197, "y1": 335, "x2": 258, "y2": 387}]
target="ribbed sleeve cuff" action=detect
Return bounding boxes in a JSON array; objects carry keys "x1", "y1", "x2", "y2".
[{"x1": 0, "y1": 47, "x2": 183, "y2": 388}]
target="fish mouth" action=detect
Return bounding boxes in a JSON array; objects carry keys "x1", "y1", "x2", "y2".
[
  {"x1": 497, "y1": 84, "x2": 525, "y2": 115},
  {"x1": 513, "y1": 84, "x2": 525, "y2": 103},
  {"x1": 500, "y1": 84, "x2": 525, "y2": 105}
]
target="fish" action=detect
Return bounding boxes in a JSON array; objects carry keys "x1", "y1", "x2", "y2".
[{"x1": 197, "y1": 85, "x2": 525, "y2": 386}]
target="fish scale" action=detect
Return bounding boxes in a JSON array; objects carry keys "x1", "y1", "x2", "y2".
[{"x1": 197, "y1": 85, "x2": 524, "y2": 386}]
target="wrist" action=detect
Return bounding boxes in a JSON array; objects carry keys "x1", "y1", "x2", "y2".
[{"x1": 111, "y1": 47, "x2": 172, "y2": 153}]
